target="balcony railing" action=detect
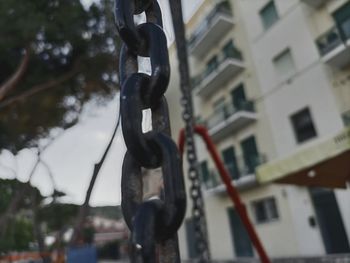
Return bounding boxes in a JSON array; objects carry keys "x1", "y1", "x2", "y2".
[
  {"x1": 316, "y1": 26, "x2": 343, "y2": 56},
  {"x1": 188, "y1": 1, "x2": 234, "y2": 57},
  {"x1": 316, "y1": 23, "x2": 350, "y2": 68},
  {"x1": 202, "y1": 100, "x2": 257, "y2": 141},
  {"x1": 192, "y1": 47, "x2": 244, "y2": 98},
  {"x1": 203, "y1": 154, "x2": 267, "y2": 191},
  {"x1": 207, "y1": 101, "x2": 254, "y2": 130}
]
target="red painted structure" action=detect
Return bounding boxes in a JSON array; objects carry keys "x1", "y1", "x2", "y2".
[{"x1": 178, "y1": 125, "x2": 271, "y2": 263}]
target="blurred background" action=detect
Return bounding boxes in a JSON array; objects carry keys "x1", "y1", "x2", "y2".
[{"x1": 0, "y1": 0, "x2": 349, "y2": 262}]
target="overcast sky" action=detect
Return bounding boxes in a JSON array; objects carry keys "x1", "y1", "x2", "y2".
[{"x1": 0, "y1": 0, "x2": 203, "y2": 206}]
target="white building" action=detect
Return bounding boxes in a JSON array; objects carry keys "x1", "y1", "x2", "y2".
[{"x1": 166, "y1": 0, "x2": 350, "y2": 261}]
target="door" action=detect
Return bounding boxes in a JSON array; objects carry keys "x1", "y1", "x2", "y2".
[
  {"x1": 227, "y1": 208, "x2": 254, "y2": 257},
  {"x1": 231, "y1": 84, "x2": 247, "y2": 110},
  {"x1": 241, "y1": 136, "x2": 259, "y2": 174},
  {"x1": 222, "y1": 146, "x2": 240, "y2": 180},
  {"x1": 310, "y1": 188, "x2": 350, "y2": 254}
]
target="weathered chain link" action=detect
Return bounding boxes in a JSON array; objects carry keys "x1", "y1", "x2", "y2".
[
  {"x1": 168, "y1": 0, "x2": 211, "y2": 262},
  {"x1": 114, "y1": 0, "x2": 186, "y2": 262}
]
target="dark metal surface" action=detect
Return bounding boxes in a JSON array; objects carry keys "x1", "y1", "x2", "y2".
[
  {"x1": 115, "y1": 0, "x2": 186, "y2": 262},
  {"x1": 168, "y1": 1, "x2": 211, "y2": 262}
]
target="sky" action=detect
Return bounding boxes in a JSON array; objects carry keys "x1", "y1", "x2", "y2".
[{"x1": 0, "y1": 0, "x2": 203, "y2": 206}]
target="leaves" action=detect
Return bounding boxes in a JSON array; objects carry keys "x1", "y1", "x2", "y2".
[{"x1": 0, "y1": 0, "x2": 120, "y2": 152}]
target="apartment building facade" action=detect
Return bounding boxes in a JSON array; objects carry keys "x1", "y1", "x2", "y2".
[{"x1": 166, "y1": 0, "x2": 350, "y2": 261}]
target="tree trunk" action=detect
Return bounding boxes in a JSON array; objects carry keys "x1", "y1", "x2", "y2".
[
  {"x1": 70, "y1": 112, "x2": 121, "y2": 246},
  {"x1": 31, "y1": 190, "x2": 50, "y2": 263}
]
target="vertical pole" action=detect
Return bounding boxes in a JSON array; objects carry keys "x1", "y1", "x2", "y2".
[{"x1": 169, "y1": 0, "x2": 211, "y2": 261}]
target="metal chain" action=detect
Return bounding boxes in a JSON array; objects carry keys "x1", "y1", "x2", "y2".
[
  {"x1": 168, "y1": 1, "x2": 211, "y2": 262},
  {"x1": 114, "y1": 0, "x2": 186, "y2": 262}
]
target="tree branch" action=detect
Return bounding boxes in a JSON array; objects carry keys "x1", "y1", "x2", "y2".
[
  {"x1": 0, "y1": 131, "x2": 66, "y2": 236},
  {"x1": 0, "y1": 63, "x2": 81, "y2": 109},
  {"x1": 70, "y1": 110, "x2": 121, "y2": 246},
  {"x1": 0, "y1": 47, "x2": 31, "y2": 101},
  {"x1": 40, "y1": 159, "x2": 57, "y2": 192}
]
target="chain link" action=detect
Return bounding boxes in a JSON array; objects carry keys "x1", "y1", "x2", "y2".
[
  {"x1": 168, "y1": 0, "x2": 211, "y2": 262},
  {"x1": 114, "y1": 0, "x2": 186, "y2": 262}
]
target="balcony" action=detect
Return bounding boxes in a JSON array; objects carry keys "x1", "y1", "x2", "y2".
[
  {"x1": 188, "y1": 1, "x2": 235, "y2": 58},
  {"x1": 316, "y1": 25, "x2": 350, "y2": 68},
  {"x1": 193, "y1": 48, "x2": 245, "y2": 99},
  {"x1": 205, "y1": 101, "x2": 257, "y2": 141},
  {"x1": 204, "y1": 155, "x2": 267, "y2": 194},
  {"x1": 301, "y1": 0, "x2": 328, "y2": 8}
]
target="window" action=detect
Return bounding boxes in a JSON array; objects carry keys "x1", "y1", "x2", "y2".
[
  {"x1": 260, "y1": 1, "x2": 279, "y2": 30},
  {"x1": 333, "y1": 2, "x2": 350, "y2": 40},
  {"x1": 231, "y1": 84, "x2": 247, "y2": 110},
  {"x1": 252, "y1": 197, "x2": 279, "y2": 223},
  {"x1": 240, "y1": 136, "x2": 260, "y2": 174},
  {"x1": 273, "y1": 49, "x2": 296, "y2": 79},
  {"x1": 291, "y1": 108, "x2": 317, "y2": 143}
]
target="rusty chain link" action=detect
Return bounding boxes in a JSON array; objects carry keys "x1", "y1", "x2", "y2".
[{"x1": 114, "y1": 0, "x2": 186, "y2": 262}]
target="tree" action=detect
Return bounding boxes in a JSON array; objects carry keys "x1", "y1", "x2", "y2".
[
  {"x1": 0, "y1": 0, "x2": 119, "y2": 152},
  {"x1": 0, "y1": 179, "x2": 41, "y2": 253}
]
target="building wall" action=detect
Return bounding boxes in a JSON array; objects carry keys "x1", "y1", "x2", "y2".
[
  {"x1": 167, "y1": 0, "x2": 350, "y2": 261},
  {"x1": 203, "y1": 184, "x2": 302, "y2": 259},
  {"x1": 238, "y1": 0, "x2": 350, "y2": 256}
]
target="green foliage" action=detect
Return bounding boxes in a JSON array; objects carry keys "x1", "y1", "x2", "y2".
[
  {"x1": 38, "y1": 203, "x2": 78, "y2": 232},
  {"x1": 0, "y1": 217, "x2": 35, "y2": 253},
  {"x1": 0, "y1": 179, "x2": 42, "y2": 214},
  {"x1": 0, "y1": 0, "x2": 119, "y2": 152},
  {"x1": 0, "y1": 179, "x2": 42, "y2": 253}
]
